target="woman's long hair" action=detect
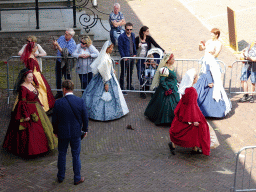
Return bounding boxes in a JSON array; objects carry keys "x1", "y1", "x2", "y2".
[
  {"x1": 139, "y1": 26, "x2": 149, "y2": 40},
  {"x1": 13, "y1": 68, "x2": 32, "y2": 95},
  {"x1": 20, "y1": 42, "x2": 35, "y2": 64}
]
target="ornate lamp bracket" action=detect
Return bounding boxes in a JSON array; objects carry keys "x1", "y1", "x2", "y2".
[{"x1": 77, "y1": 0, "x2": 110, "y2": 33}]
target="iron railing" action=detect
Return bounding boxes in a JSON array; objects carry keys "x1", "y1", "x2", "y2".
[{"x1": 0, "y1": 0, "x2": 76, "y2": 30}]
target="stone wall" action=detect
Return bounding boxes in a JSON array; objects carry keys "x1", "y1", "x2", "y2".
[{"x1": 0, "y1": 29, "x2": 82, "y2": 61}]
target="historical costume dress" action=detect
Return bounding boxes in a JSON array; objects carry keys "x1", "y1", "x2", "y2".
[
  {"x1": 194, "y1": 40, "x2": 231, "y2": 118},
  {"x1": 169, "y1": 69, "x2": 211, "y2": 155},
  {"x1": 144, "y1": 53, "x2": 180, "y2": 125},
  {"x1": 81, "y1": 41, "x2": 129, "y2": 121},
  {"x1": 3, "y1": 72, "x2": 57, "y2": 157},
  {"x1": 25, "y1": 58, "x2": 55, "y2": 112}
]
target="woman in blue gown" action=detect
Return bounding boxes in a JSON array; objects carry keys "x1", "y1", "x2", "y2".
[
  {"x1": 81, "y1": 41, "x2": 129, "y2": 121},
  {"x1": 195, "y1": 28, "x2": 231, "y2": 118}
]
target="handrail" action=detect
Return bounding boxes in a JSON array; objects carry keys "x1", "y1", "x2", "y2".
[{"x1": 0, "y1": 0, "x2": 76, "y2": 30}]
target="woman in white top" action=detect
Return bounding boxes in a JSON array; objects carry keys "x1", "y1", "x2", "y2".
[
  {"x1": 72, "y1": 36, "x2": 99, "y2": 92},
  {"x1": 18, "y1": 36, "x2": 46, "y2": 72},
  {"x1": 194, "y1": 28, "x2": 231, "y2": 118}
]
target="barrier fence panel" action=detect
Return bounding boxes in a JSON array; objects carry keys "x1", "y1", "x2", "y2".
[
  {"x1": 6, "y1": 55, "x2": 227, "y2": 104},
  {"x1": 116, "y1": 57, "x2": 227, "y2": 93},
  {"x1": 117, "y1": 57, "x2": 162, "y2": 93},
  {"x1": 6, "y1": 56, "x2": 95, "y2": 104},
  {"x1": 231, "y1": 146, "x2": 256, "y2": 192},
  {"x1": 229, "y1": 60, "x2": 256, "y2": 95}
]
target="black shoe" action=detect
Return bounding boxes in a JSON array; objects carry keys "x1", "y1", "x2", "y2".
[
  {"x1": 54, "y1": 93, "x2": 63, "y2": 99},
  {"x1": 122, "y1": 91, "x2": 128, "y2": 95},
  {"x1": 140, "y1": 93, "x2": 147, "y2": 99},
  {"x1": 239, "y1": 94, "x2": 248, "y2": 102},
  {"x1": 168, "y1": 142, "x2": 175, "y2": 155},
  {"x1": 247, "y1": 95, "x2": 254, "y2": 103},
  {"x1": 57, "y1": 178, "x2": 64, "y2": 183}
]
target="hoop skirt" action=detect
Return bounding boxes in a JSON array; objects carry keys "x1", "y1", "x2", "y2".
[
  {"x1": 144, "y1": 67, "x2": 180, "y2": 125},
  {"x1": 169, "y1": 87, "x2": 211, "y2": 156},
  {"x1": 2, "y1": 86, "x2": 58, "y2": 157},
  {"x1": 82, "y1": 72, "x2": 129, "y2": 121},
  {"x1": 194, "y1": 64, "x2": 227, "y2": 118},
  {"x1": 25, "y1": 58, "x2": 55, "y2": 112}
]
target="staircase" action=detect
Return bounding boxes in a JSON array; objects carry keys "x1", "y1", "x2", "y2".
[
  {"x1": 0, "y1": 0, "x2": 116, "y2": 60},
  {"x1": 0, "y1": 0, "x2": 72, "y2": 8}
]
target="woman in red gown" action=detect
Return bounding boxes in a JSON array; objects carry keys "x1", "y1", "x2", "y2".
[
  {"x1": 2, "y1": 69, "x2": 58, "y2": 157},
  {"x1": 169, "y1": 68, "x2": 211, "y2": 156},
  {"x1": 20, "y1": 41, "x2": 55, "y2": 112}
]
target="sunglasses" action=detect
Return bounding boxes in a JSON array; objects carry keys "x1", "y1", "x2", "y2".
[
  {"x1": 80, "y1": 41, "x2": 87, "y2": 45},
  {"x1": 126, "y1": 28, "x2": 133, "y2": 31},
  {"x1": 27, "y1": 40, "x2": 31, "y2": 43}
]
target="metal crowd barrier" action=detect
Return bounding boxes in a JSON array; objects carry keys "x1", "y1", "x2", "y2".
[
  {"x1": 231, "y1": 146, "x2": 256, "y2": 192},
  {"x1": 6, "y1": 55, "x2": 95, "y2": 104},
  {"x1": 229, "y1": 60, "x2": 256, "y2": 94},
  {"x1": 117, "y1": 57, "x2": 227, "y2": 93},
  {"x1": 6, "y1": 55, "x2": 227, "y2": 104}
]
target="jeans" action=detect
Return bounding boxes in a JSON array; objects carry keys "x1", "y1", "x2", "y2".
[
  {"x1": 110, "y1": 28, "x2": 124, "y2": 45},
  {"x1": 120, "y1": 59, "x2": 134, "y2": 90},
  {"x1": 79, "y1": 72, "x2": 93, "y2": 92},
  {"x1": 240, "y1": 66, "x2": 256, "y2": 83},
  {"x1": 145, "y1": 68, "x2": 156, "y2": 78},
  {"x1": 56, "y1": 60, "x2": 71, "y2": 95},
  {"x1": 136, "y1": 59, "x2": 146, "y2": 86},
  {"x1": 57, "y1": 137, "x2": 81, "y2": 183}
]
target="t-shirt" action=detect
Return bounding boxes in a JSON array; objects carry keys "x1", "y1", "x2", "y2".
[
  {"x1": 245, "y1": 45, "x2": 256, "y2": 71},
  {"x1": 139, "y1": 42, "x2": 148, "y2": 57},
  {"x1": 109, "y1": 11, "x2": 124, "y2": 30},
  {"x1": 128, "y1": 35, "x2": 134, "y2": 56}
]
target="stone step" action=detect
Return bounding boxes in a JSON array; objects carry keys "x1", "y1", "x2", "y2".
[{"x1": 0, "y1": 0, "x2": 72, "y2": 9}]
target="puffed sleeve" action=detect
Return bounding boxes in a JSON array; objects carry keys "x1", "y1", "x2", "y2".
[
  {"x1": 159, "y1": 76, "x2": 171, "y2": 91},
  {"x1": 32, "y1": 74, "x2": 39, "y2": 86},
  {"x1": 206, "y1": 69, "x2": 213, "y2": 84},
  {"x1": 15, "y1": 87, "x2": 30, "y2": 120}
]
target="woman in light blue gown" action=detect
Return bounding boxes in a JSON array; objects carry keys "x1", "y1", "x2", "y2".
[
  {"x1": 81, "y1": 41, "x2": 129, "y2": 121},
  {"x1": 194, "y1": 28, "x2": 231, "y2": 118}
]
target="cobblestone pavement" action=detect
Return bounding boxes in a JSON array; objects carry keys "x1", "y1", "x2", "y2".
[
  {"x1": 0, "y1": 94, "x2": 241, "y2": 192},
  {"x1": 0, "y1": 0, "x2": 256, "y2": 191}
]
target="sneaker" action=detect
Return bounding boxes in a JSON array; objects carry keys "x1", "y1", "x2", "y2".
[
  {"x1": 239, "y1": 94, "x2": 248, "y2": 102},
  {"x1": 248, "y1": 95, "x2": 254, "y2": 103},
  {"x1": 74, "y1": 177, "x2": 85, "y2": 185}
]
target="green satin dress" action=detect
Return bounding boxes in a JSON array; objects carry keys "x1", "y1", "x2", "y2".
[{"x1": 144, "y1": 67, "x2": 180, "y2": 125}]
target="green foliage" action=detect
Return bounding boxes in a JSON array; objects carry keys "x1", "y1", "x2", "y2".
[{"x1": 0, "y1": 61, "x2": 7, "y2": 89}]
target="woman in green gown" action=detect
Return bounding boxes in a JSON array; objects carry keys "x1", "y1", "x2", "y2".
[{"x1": 144, "y1": 53, "x2": 180, "y2": 125}]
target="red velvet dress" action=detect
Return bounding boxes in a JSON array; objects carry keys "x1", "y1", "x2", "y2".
[
  {"x1": 25, "y1": 58, "x2": 55, "y2": 110},
  {"x1": 2, "y1": 86, "x2": 57, "y2": 157},
  {"x1": 169, "y1": 87, "x2": 211, "y2": 156}
]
